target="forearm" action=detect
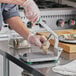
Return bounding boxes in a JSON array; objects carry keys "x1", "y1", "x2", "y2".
[
  {"x1": 0, "y1": 0, "x2": 26, "y2": 5},
  {"x1": 6, "y1": 16, "x2": 31, "y2": 40}
]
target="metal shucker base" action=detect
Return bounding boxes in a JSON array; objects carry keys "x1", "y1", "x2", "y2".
[{"x1": 20, "y1": 47, "x2": 62, "y2": 63}]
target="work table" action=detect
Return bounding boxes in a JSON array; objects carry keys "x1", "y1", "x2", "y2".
[{"x1": 0, "y1": 40, "x2": 71, "y2": 76}]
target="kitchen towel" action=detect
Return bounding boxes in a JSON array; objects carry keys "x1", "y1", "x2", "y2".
[{"x1": 52, "y1": 60, "x2": 76, "y2": 75}]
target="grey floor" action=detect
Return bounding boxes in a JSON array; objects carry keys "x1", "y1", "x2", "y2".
[{"x1": 0, "y1": 55, "x2": 23, "y2": 76}]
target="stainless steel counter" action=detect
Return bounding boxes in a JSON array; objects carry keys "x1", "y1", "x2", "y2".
[{"x1": 0, "y1": 40, "x2": 71, "y2": 76}]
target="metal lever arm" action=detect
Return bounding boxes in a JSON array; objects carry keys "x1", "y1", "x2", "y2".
[{"x1": 39, "y1": 20, "x2": 59, "y2": 48}]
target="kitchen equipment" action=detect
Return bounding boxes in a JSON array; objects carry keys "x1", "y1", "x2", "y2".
[
  {"x1": 19, "y1": 21, "x2": 63, "y2": 63},
  {"x1": 34, "y1": 0, "x2": 76, "y2": 30},
  {"x1": 19, "y1": 0, "x2": 76, "y2": 31},
  {"x1": 39, "y1": 20, "x2": 59, "y2": 48},
  {"x1": 19, "y1": 48, "x2": 60, "y2": 63}
]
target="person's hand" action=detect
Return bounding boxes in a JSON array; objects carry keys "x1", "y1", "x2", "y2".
[
  {"x1": 27, "y1": 34, "x2": 50, "y2": 54},
  {"x1": 27, "y1": 34, "x2": 47, "y2": 48},
  {"x1": 22, "y1": 0, "x2": 40, "y2": 23}
]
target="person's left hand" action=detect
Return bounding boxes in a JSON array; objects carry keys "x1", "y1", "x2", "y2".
[
  {"x1": 27, "y1": 34, "x2": 50, "y2": 54},
  {"x1": 27, "y1": 34, "x2": 47, "y2": 48}
]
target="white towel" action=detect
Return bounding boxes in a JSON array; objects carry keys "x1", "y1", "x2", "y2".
[{"x1": 52, "y1": 60, "x2": 76, "y2": 75}]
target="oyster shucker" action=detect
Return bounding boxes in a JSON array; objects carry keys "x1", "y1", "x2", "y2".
[{"x1": 20, "y1": 20, "x2": 63, "y2": 63}]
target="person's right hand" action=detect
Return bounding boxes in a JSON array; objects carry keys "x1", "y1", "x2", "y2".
[{"x1": 22, "y1": 0, "x2": 40, "y2": 23}]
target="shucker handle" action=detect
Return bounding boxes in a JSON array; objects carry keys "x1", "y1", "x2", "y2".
[{"x1": 39, "y1": 20, "x2": 59, "y2": 49}]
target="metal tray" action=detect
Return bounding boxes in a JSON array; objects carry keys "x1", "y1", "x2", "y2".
[{"x1": 59, "y1": 35, "x2": 76, "y2": 44}]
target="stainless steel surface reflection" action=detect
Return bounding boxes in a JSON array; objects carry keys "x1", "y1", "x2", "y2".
[
  {"x1": 0, "y1": 40, "x2": 70, "y2": 76},
  {"x1": 30, "y1": 57, "x2": 70, "y2": 76}
]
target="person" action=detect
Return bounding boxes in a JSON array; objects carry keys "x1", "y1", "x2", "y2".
[{"x1": 0, "y1": 0, "x2": 49, "y2": 50}]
